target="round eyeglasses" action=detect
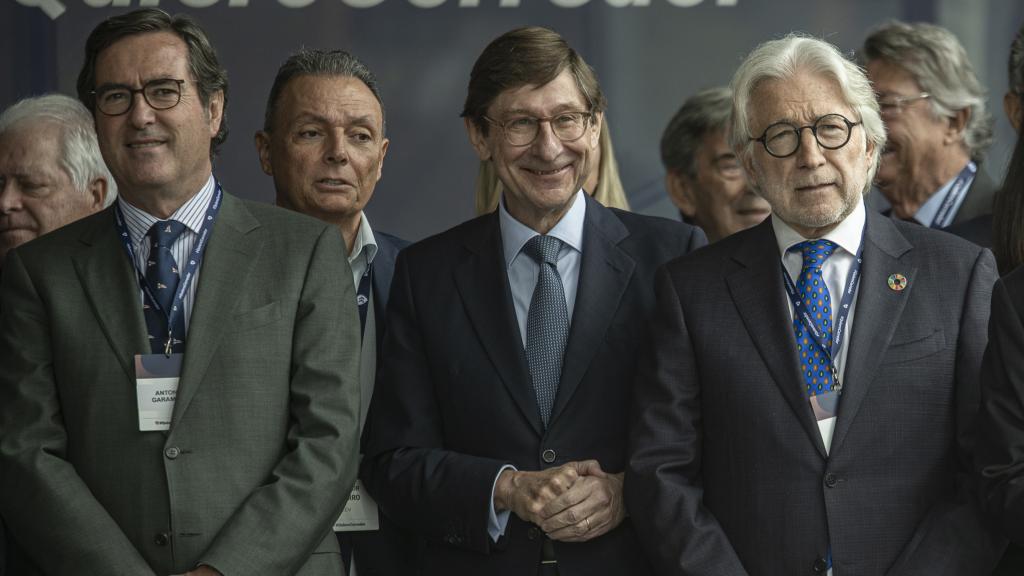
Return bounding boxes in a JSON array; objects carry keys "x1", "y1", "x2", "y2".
[
  {"x1": 751, "y1": 114, "x2": 861, "y2": 159},
  {"x1": 483, "y1": 111, "x2": 593, "y2": 147},
  {"x1": 91, "y1": 78, "x2": 186, "y2": 116}
]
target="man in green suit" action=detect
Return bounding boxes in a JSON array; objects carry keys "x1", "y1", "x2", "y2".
[{"x1": 0, "y1": 9, "x2": 361, "y2": 576}]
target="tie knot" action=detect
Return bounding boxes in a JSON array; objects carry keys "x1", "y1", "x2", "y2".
[
  {"x1": 524, "y1": 235, "x2": 562, "y2": 265},
  {"x1": 148, "y1": 220, "x2": 187, "y2": 248},
  {"x1": 793, "y1": 239, "x2": 837, "y2": 267}
]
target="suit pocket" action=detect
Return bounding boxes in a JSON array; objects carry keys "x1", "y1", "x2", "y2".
[
  {"x1": 881, "y1": 328, "x2": 946, "y2": 364},
  {"x1": 233, "y1": 300, "x2": 281, "y2": 332}
]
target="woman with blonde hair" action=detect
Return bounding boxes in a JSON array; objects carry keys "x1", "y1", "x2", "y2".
[{"x1": 474, "y1": 119, "x2": 630, "y2": 214}]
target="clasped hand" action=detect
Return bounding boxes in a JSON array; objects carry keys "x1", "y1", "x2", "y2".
[{"x1": 494, "y1": 459, "x2": 625, "y2": 542}]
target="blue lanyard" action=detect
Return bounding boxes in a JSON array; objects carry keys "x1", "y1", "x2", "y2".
[
  {"x1": 114, "y1": 183, "x2": 223, "y2": 354},
  {"x1": 780, "y1": 235, "x2": 864, "y2": 392},
  {"x1": 356, "y1": 263, "x2": 373, "y2": 336},
  {"x1": 931, "y1": 162, "x2": 976, "y2": 229}
]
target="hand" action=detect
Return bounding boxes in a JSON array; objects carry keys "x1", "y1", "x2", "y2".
[
  {"x1": 494, "y1": 462, "x2": 580, "y2": 526},
  {"x1": 537, "y1": 460, "x2": 625, "y2": 542}
]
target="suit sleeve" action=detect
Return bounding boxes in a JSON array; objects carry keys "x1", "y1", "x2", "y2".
[
  {"x1": 626, "y1": 266, "x2": 750, "y2": 575},
  {"x1": 198, "y1": 225, "x2": 362, "y2": 575},
  {"x1": 886, "y1": 248, "x2": 1005, "y2": 575},
  {"x1": 0, "y1": 249, "x2": 158, "y2": 575},
  {"x1": 360, "y1": 251, "x2": 510, "y2": 554},
  {"x1": 978, "y1": 273, "x2": 1024, "y2": 544}
]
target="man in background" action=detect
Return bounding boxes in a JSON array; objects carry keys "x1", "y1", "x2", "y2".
[
  {"x1": 660, "y1": 86, "x2": 770, "y2": 242},
  {"x1": 256, "y1": 47, "x2": 413, "y2": 576}
]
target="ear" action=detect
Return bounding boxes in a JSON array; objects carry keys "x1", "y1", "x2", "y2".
[
  {"x1": 465, "y1": 117, "x2": 492, "y2": 161},
  {"x1": 86, "y1": 177, "x2": 108, "y2": 210},
  {"x1": 589, "y1": 111, "x2": 603, "y2": 148},
  {"x1": 1006, "y1": 91, "x2": 1022, "y2": 133},
  {"x1": 206, "y1": 90, "x2": 225, "y2": 138},
  {"x1": 375, "y1": 137, "x2": 390, "y2": 182},
  {"x1": 665, "y1": 171, "x2": 698, "y2": 218},
  {"x1": 254, "y1": 131, "x2": 273, "y2": 176},
  {"x1": 740, "y1": 148, "x2": 758, "y2": 184},
  {"x1": 943, "y1": 107, "x2": 970, "y2": 145}
]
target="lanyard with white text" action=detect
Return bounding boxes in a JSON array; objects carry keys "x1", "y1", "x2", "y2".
[
  {"x1": 931, "y1": 162, "x2": 976, "y2": 229},
  {"x1": 113, "y1": 183, "x2": 223, "y2": 355},
  {"x1": 780, "y1": 235, "x2": 864, "y2": 392}
]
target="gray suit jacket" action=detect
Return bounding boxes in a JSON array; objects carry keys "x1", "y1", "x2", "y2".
[
  {"x1": 0, "y1": 192, "x2": 361, "y2": 575},
  {"x1": 628, "y1": 209, "x2": 1004, "y2": 575}
]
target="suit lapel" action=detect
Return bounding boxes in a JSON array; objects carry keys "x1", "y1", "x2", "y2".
[
  {"x1": 829, "y1": 212, "x2": 914, "y2": 455},
  {"x1": 725, "y1": 220, "x2": 828, "y2": 458},
  {"x1": 371, "y1": 232, "x2": 398, "y2": 346},
  {"x1": 548, "y1": 198, "x2": 634, "y2": 426},
  {"x1": 453, "y1": 214, "x2": 543, "y2": 436},
  {"x1": 73, "y1": 208, "x2": 150, "y2": 380},
  {"x1": 171, "y1": 194, "x2": 262, "y2": 426}
]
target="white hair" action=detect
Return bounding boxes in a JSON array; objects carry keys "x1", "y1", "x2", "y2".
[
  {"x1": 730, "y1": 34, "x2": 887, "y2": 192},
  {"x1": 0, "y1": 93, "x2": 116, "y2": 207}
]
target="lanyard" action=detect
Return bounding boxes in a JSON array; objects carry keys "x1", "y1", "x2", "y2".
[
  {"x1": 931, "y1": 162, "x2": 976, "y2": 229},
  {"x1": 114, "y1": 183, "x2": 223, "y2": 355},
  {"x1": 356, "y1": 263, "x2": 373, "y2": 337},
  {"x1": 781, "y1": 235, "x2": 864, "y2": 392}
]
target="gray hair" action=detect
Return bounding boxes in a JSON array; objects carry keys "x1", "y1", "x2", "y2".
[
  {"x1": 862, "y1": 20, "x2": 992, "y2": 162},
  {"x1": 0, "y1": 93, "x2": 116, "y2": 207},
  {"x1": 730, "y1": 34, "x2": 886, "y2": 191},
  {"x1": 661, "y1": 86, "x2": 732, "y2": 178},
  {"x1": 263, "y1": 48, "x2": 384, "y2": 134},
  {"x1": 1010, "y1": 23, "x2": 1024, "y2": 93}
]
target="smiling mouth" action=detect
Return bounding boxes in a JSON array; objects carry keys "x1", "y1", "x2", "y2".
[
  {"x1": 525, "y1": 165, "x2": 570, "y2": 176},
  {"x1": 127, "y1": 140, "x2": 165, "y2": 149}
]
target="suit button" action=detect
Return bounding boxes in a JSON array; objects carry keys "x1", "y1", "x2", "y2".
[
  {"x1": 154, "y1": 532, "x2": 170, "y2": 546},
  {"x1": 813, "y1": 557, "x2": 828, "y2": 573},
  {"x1": 824, "y1": 473, "x2": 837, "y2": 488},
  {"x1": 541, "y1": 449, "x2": 556, "y2": 464},
  {"x1": 165, "y1": 447, "x2": 180, "y2": 459},
  {"x1": 527, "y1": 527, "x2": 541, "y2": 540}
]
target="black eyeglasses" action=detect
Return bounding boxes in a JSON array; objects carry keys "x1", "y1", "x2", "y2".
[
  {"x1": 91, "y1": 78, "x2": 186, "y2": 116},
  {"x1": 483, "y1": 111, "x2": 593, "y2": 147},
  {"x1": 750, "y1": 114, "x2": 861, "y2": 158}
]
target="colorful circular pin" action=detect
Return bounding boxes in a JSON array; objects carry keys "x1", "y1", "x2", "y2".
[{"x1": 887, "y1": 273, "x2": 908, "y2": 291}]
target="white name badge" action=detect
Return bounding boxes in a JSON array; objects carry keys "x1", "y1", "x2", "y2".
[
  {"x1": 334, "y1": 479, "x2": 380, "y2": 532},
  {"x1": 135, "y1": 354, "x2": 182, "y2": 432}
]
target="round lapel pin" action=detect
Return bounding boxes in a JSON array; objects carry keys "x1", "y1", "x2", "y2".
[{"x1": 887, "y1": 273, "x2": 908, "y2": 291}]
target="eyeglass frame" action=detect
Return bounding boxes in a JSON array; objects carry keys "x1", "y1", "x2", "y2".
[
  {"x1": 749, "y1": 113, "x2": 862, "y2": 159},
  {"x1": 481, "y1": 111, "x2": 595, "y2": 147},
  {"x1": 876, "y1": 92, "x2": 931, "y2": 116},
  {"x1": 91, "y1": 78, "x2": 187, "y2": 117}
]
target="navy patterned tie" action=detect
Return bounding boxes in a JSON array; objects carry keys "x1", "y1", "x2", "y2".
[
  {"x1": 792, "y1": 239, "x2": 837, "y2": 396},
  {"x1": 524, "y1": 235, "x2": 569, "y2": 427},
  {"x1": 144, "y1": 220, "x2": 187, "y2": 354}
]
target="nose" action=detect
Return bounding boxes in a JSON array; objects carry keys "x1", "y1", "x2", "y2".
[
  {"x1": 325, "y1": 131, "x2": 348, "y2": 165},
  {"x1": 0, "y1": 178, "x2": 23, "y2": 215},
  {"x1": 795, "y1": 126, "x2": 826, "y2": 169},
  {"x1": 127, "y1": 92, "x2": 156, "y2": 129},
  {"x1": 531, "y1": 119, "x2": 562, "y2": 161}
]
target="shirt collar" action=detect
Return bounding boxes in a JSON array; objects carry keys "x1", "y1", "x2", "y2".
[
  {"x1": 912, "y1": 160, "x2": 975, "y2": 226},
  {"x1": 118, "y1": 174, "x2": 217, "y2": 246},
  {"x1": 500, "y1": 189, "x2": 586, "y2": 269},
  {"x1": 772, "y1": 197, "x2": 866, "y2": 259},
  {"x1": 348, "y1": 211, "x2": 378, "y2": 266}
]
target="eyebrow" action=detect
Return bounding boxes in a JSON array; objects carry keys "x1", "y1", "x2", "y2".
[
  {"x1": 93, "y1": 77, "x2": 179, "y2": 92},
  {"x1": 290, "y1": 112, "x2": 378, "y2": 129},
  {"x1": 500, "y1": 104, "x2": 587, "y2": 117}
]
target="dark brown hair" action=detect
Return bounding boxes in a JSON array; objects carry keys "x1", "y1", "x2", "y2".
[
  {"x1": 460, "y1": 26, "x2": 606, "y2": 135},
  {"x1": 76, "y1": 8, "x2": 229, "y2": 157}
]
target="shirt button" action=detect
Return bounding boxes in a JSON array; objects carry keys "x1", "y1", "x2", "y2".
[
  {"x1": 824, "y1": 473, "x2": 837, "y2": 488},
  {"x1": 541, "y1": 449, "x2": 556, "y2": 464},
  {"x1": 165, "y1": 447, "x2": 180, "y2": 459},
  {"x1": 154, "y1": 532, "x2": 170, "y2": 546},
  {"x1": 813, "y1": 557, "x2": 828, "y2": 573}
]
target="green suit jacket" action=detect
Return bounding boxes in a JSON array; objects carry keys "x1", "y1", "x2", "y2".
[{"x1": 0, "y1": 192, "x2": 361, "y2": 575}]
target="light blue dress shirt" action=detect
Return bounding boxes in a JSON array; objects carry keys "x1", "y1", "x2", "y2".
[{"x1": 912, "y1": 161, "x2": 975, "y2": 227}]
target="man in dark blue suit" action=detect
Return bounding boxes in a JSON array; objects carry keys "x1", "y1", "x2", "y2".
[
  {"x1": 360, "y1": 27, "x2": 705, "y2": 576},
  {"x1": 255, "y1": 48, "x2": 411, "y2": 576}
]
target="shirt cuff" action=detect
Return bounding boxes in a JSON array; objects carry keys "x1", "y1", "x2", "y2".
[{"x1": 488, "y1": 464, "x2": 517, "y2": 542}]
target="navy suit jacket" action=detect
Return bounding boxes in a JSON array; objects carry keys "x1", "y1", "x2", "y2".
[{"x1": 360, "y1": 194, "x2": 705, "y2": 576}]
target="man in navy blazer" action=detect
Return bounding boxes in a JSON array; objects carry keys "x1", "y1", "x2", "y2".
[
  {"x1": 360, "y1": 27, "x2": 704, "y2": 576},
  {"x1": 628, "y1": 34, "x2": 1003, "y2": 575}
]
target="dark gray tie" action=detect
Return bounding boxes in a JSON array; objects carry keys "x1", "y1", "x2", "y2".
[{"x1": 524, "y1": 235, "x2": 569, "y2": 427}]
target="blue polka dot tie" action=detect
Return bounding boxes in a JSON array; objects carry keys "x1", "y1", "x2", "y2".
[
  {"x1": 524, "y1": 235, "x2": 569, "y2": 428},
  {"x1": 792, "y1": 239, "x2": 837, "y2": 397},
  {"x1": 144, "y1": 220, "x2": 187, "y2": 355}
]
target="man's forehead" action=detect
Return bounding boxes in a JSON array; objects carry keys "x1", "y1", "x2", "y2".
[
  {"x1": 0, "y1": 120, "x2": 63, "y2": 166},
  {"x1": 94, "y1": 31, "x2": 190, "y2": 85},
  {"x1": 750, "y1": 74, "x2": 853, "y2": 125},
  {"x1": 489, "y1": 73, "x2": 587, "y2": 115},
  {"x1": 278, "y1": 75, "x2": 382, "y2": 124}
]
